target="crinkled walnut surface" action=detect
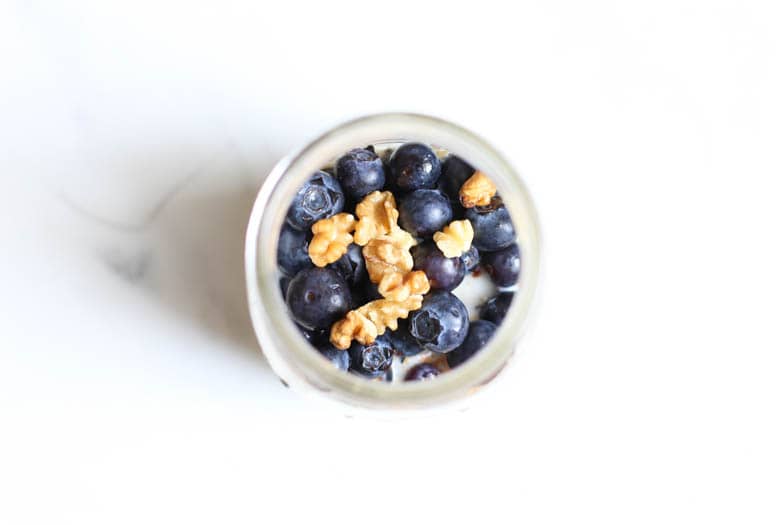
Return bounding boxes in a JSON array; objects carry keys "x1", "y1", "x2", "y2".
[
  {"x1": 353, "y1": 191, "x2": 399, "y2": 246},
  {"x1": 358, "y1": 295, "x2": 424, "y2": 335},
  {"x1": 309, "y1": 213, "x2": 356, "y2": 267},
  {"x1": 330, "y1": 310, "x2": 377, "y2": 350},
  {"x1": 377, "y1": 270, "x2": 430, "y2": 302},
  {"x1": 433, "y1": 219, "x2": 474, "y2": 258},
  {"x1": 459, "y1": 171, "x2": 497, "y2": 208},
  {"x1": 329, "y1": 295, "x2": 424, "y2": 349},
  {"x1": 362, "y1": 229, "x2": 416, "y2": 284}
]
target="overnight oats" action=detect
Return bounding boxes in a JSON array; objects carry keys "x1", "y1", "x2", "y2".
[
  {"x1": 279, "y1": 143, "x2": 518, "y2": 381},
  {"x1": 246, "y1": 114, "x2": 539, "y2": 409}
]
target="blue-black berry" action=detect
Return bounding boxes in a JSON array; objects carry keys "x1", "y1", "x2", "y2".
[
  {"x1": 439, "y1": 155, "x2": 475, "y2": 205},
  {"x1": 286, "y1": 267, "x2": 351, "y2": 330},
  {"x1": 336, "y1": 148, "x2": 386, "y2": 200},
  {"x1": 409, "y1": 290, "x2": 469, "y2": 353},
  {"x1": 465, "y1": 197, "x2": 516, "y2": 252},
  {"x1": 327, "y1": 243, "x2": 367, "y2": 287},
  {"x1": 460, "y1": 246, "x2": 480, "y2": 272},
  {"x1": 351, "y1": 279, "x2": 383, "y2": 306},
  {"x1": 277, "y1": 223, "x2": 313, "y2": 277},
  {"x1": 348, "y1": 336, "x2": 394, "y2": 377},
  {"x1": 286, "y1": 171, "x2": 345, "y2": 230},
  {"x1": 480, "y1": 292, "x2": 513, "y2": 326},
  {"x1": 446, "y1": 320, "x2": 496, "y2": 368},
  {"x1": 404, "y1": 363, "x2": 440, "y2": 381},
  {"x1": 412, "y1": 242, "x2": 466, "y2": 291},
  {"x1": 299, "y1": 326, "x2": 325, "y2": 345},
  {"x1": 280, "y1": 276, "x2": 292, "y2": 298},
  {"x1": 388, "y1": 143, "x2": 441, "y2": 192},
  {"x1": 398, "y1": 189, "x2": 452, "y2": 237},
  {"x1": 317, "y1": 342, "x2": 351, "y2": 371},
  {"x1": 385, "y1": 319, "x2": 425, "y2": 358},
  {"x1": 482, "y1": 243, "x2": 521, "y2": 287}
]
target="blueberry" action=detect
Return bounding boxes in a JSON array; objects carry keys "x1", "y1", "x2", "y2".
[
  {"x1": 398, "y1": 189, "x2": 452, "y2": 237},
  {"x1": 482, "y1": 243, "x2": 521, "y2": 287},
  {"x1": 447, "y1": 320, "x2": 496, "y2": 368},
  {"x1": 388, "y1": 143, "x2": 441, "y2": 191},
  {"x1": 409, "y1": 291, "x2": 469, "y2": 353},
  {"x1": 298, "y1": 327, "x2": 315, "y2": 343},
  {"x1": 277, "y1": 223, "x2": 313, "y2": 277},
  {"x1": 465, "y1": 197, "x2": 516, "y2": 251},
  {"x1": 352, "y1": 280, "x2": 382, "y2": 305},
  {"x1": 460, "y1": 246, "x2": 480, "y2": 272},
  {"x1": 335, "y1": 148, "x2": 385, "y2": 200},
  {"x1": 404, "y1": 363, "x2": 440, "y2": 381},
  {"x1": 438, "y1": 155, "x2": 475, "y2": 204},
  {"x1": 385, "y1": 319, "x2": 425, "y2": 357},
  {"x1": 299, "y1": 326, "x2": 327, "y2": 346},
  {"x1": 286, "y1": 267, "x2": 351, "y2": 330},
  {"x1": 364, "y1": 280, "x2": 383, "y2": 300},
  {"x1": 327, "y1": 243, "x2": 366, "y2": 287},
  {"x1": 316, "y1": 342, "x2": 351, "y2": 371},
  {"x1": 383, "y1": 367, "x2": 394, "y2": 382},
  {"x1": 348, "y1": 336, "x2": 394, "y2": 377},
  {"x1": 286, "y1": 171, "x2": 345, "y2": 230},
  {"x1": 480, "y1": 292, "x2": 514, "y2": 325},
  {"x1": 412, "y1": 242, "x2": 465, "y2": 291},
  {"x1": 280, "y1": 276, "x2": 292, "y2": 298}
]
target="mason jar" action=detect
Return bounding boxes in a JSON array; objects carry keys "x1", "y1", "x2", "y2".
[{"x1": 245, "y1": 113, "x2": 541, "y2": 413}]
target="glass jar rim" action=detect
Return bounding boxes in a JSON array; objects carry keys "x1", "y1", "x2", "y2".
[{"x1": 245, "y1": 113, "x2": 541, "y2": 411}]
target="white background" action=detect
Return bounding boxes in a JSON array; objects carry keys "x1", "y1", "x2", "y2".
[{"x1": 1, "y1": 1, "x2": 779, "y2": 523}]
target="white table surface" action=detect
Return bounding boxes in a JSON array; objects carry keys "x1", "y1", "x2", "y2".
[{"x1": 2, "y1": 1, "x2": 779, "y2": 523}]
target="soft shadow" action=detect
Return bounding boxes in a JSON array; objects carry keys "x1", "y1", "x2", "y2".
[
  {"x1": 148, "y1": 176, "x2": 269, "y2": 367},
  {"x1": 149, "y1": 142, "x2": 297, "y2": 371},
  {"x1": 63, "y1": 142, "x2": 287, "y2": 371}
]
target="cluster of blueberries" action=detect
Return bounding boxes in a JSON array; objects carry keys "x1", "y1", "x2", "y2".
[{"x1": 277, "y1": 143, "x2": 520, "y2": 381}]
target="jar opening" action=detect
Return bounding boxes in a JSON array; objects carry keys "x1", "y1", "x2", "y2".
[{"x1": 245, "y1": 113, "x2": 541, "y2": 411}]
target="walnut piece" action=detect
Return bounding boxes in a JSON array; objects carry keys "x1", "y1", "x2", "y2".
[
  {"x1": 377, "y1": 270, "x2": 430, "y2": 302},
  {"x1": 309, "y1": 213, "x2": 356, "y2": 267},
  {"x1": 329, "y1": 295, "x2": 424, "y2": 349},
  {"x1": 459, "y1": 171, "x2": 497, "y2": 208},
  {"x1": 362, "y1": 229, "x2": 416, "y2": 284},
  {"x1": 357, "y1": 295, "x2": 424, "y2": 335},
  {"x1": 330, "y1": 310, "x2": 377, "y2": 350},
  {"x1": 353, "y1": 191, "x2": 399, "y2": 246},
  {"x1": 433, "y1": 219, "x2": 474, "y2": 258}
]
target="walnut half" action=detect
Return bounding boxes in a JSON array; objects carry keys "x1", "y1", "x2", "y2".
[
  {"x1": 459, "y1": 171, "x2": 497, "y2": 208},
  {"x1": 377, "y1": 270, "x2": 430, "y2": 302},
  {"x1": 357, "y1": 294, "x2": 424, "y2": 335},
  {"x1": 353, "y1": 191, "x2": 399, "y2": 246},
  {"x1": 362, "y1": 229, "x2": 416, "y2": 284},
  {"x1": 329, "y1": 295, "x2": 424, "y2": 349},
  {"x1": 330, "y1": 310, "x2": 377, "y2": 350},
  {"x1": 433, "y1": 219, "x2": 474, "y2": 258},
  {"x1": 309, "y1": 213, "x2": 356, "y2": 267}
]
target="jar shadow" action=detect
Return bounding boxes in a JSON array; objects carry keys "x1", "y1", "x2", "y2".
[
  {"x1": 147, "y1": 175, "x2": 269, "y2": 369},
  {"x1": 72, "y1": 146, "x2": 285, "y2": 373}
]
